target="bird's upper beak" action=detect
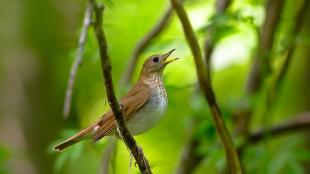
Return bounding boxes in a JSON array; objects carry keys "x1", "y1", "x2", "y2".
[{"x1": 163, "y1": 49, "x2": 179, "y2": 64}]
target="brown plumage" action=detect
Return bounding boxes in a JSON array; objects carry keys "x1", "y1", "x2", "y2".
[{"x1": 54, "y1": 49, "x2": 178, "y2": 152}]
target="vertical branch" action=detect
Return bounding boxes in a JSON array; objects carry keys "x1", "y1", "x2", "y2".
[
  {"x1": 170, "y1": 0, "x2": 242, "y2": 173},
  {"x1": 177, "y1": 0, "x2": 231, "y2": 173},
  {"x1": 257, "y1": 0, "x2": 310, "y2": 144},
  {"x1": 235, "y1": 0, "x2": 284, "y2": 136},
  {"x1": 268, "y1": 0, "x2": 308, "y2": 103},
  {"x1": 119, "y1": 5, "x2": 174, "y2": 86},
  {"x1": 246, "y1": 0, "x2": 284, "y2": 93},
  {"x1": 92, "y1": 1, "x2": 152, "y2": 174},
  {"x1": 63, "y1": 2, "x2": 94, "y2": 118}
]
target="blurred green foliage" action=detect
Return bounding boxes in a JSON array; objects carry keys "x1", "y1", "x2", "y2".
[
  {"x1": 0, "y1": 145, "x2": 10, "y2": 174},
  {"x1": 0, "y1": 0, "x2": 309, "y2": 173}
]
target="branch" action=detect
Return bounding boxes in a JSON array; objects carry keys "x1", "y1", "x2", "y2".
[
  {"x1": 239, "y1": 113, "x2": 310, "y2": 150},
  {"x1": 169, "y1": 0, "x2": 242, "y2": 173},
  {"x1": 177, "y1": 1, "x2": 232, "y2": 173},
  {"x1": 177, "y1": 113, "x2": 310, "y2": 173},
  {"x1": 246, "y1": 0, "x2": 284, "y2": 93},
  {"x1": 100, "y1": 3, "x2": 178, "y2": 172},
  {"x1": 119, "y1": 5, "x2": 174, "y2": 86},
  {"x1": 63, "y1": 2, "x2": 94, "y2": 118},
  {"x1": 234, "y1": 0, "x2": 284, "y2": 136},
  {"x1": 269, "y1": 0, "x2": 309, "y2": 103},
  {"x1": 92, "y1": 2, "x2": 152, "y2": 174}
]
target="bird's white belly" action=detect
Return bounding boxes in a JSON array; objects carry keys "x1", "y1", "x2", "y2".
[{"x1": 126, "y1": 87, "x2": 167, "y2": 135}]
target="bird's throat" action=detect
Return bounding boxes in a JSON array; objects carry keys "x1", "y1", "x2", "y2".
[{"x1": 140, "y1": 73, "x2": 163, "y2": 87}]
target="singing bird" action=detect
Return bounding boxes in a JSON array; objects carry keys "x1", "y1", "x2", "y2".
[{"x1": 54, "y1": 49, "x2": 178, "y2": 152}]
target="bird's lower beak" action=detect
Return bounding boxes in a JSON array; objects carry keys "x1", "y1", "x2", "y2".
[
  {"x1": 163, "y1": 49, "x2": 179, "y2": 64},
  {"x1": 164, "y1": 57, "x2": 179, "y2": 64}
]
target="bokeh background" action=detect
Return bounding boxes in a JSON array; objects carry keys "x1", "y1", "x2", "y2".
[{"x1": 0, "y1": 0, "x2": 309, "y2": 173}]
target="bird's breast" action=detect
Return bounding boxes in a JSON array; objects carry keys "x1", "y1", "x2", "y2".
[{"x1": 126, "y1": 85, "x2": 167, "y2": 135}]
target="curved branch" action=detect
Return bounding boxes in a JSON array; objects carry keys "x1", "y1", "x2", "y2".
[
  {"x1": 92, "y1": 2, "x2": 152, "y2": 173},
  {"x1": 119, "y1": 5, "x2": 174, "y2": 86},
  {"x1": 169, "y1": 0, "x2": 242, "y2": 173},
  {"x1": 177, "y1": 0, "x2": 232, "y2": 173},
  {"x1": 63, "y1": 2, "x2": 94, "y2": 118}
]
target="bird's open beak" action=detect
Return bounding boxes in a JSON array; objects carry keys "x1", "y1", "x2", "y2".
[{"x1": 163, "y1": 49, "x2": 179, "y2": 64}]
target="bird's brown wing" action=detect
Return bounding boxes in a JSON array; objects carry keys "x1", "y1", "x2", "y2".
[{"x1": 92, "y1": 83, "x2": 151, "y2": 142}]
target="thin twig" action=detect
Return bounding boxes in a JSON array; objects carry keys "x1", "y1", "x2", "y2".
[
  {"x1": 63, "y1": 2, "x2": 94, "y2": 118},
  {"x1": 170, "y1": 0, "x2": 242, "y2": 173},
  {"x1": 92, "y1": 2, "x2": 152, "y2": 173},
  {"x1": 119, "y1": 5, "x2": 174, "y2": 86}
]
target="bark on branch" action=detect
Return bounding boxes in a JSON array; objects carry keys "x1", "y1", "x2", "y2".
[
  {"x1": 63, "y1": 2, "x2": 94, "y2": 118},
  {"x1": 92, "y1": 1, "x2": 152, "y2": 173},
  {"x1": 169, "y1": 0, "x2": 242, "y2": 173}
]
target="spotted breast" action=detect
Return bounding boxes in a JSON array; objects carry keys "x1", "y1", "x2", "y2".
[{"x1": 125, "y1": 76, "x2": 167, "y2": 135}]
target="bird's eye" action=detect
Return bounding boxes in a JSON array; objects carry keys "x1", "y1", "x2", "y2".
[{"x1": 152, "y1": 57, "x2": 159, "y2": 62}]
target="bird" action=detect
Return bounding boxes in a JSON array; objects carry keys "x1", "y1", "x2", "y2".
[{"x1": 54, "y1": 49, "x2": 179, "y2": 152}]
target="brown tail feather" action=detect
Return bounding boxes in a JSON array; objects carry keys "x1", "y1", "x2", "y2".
[
  {"x1": 54, "y1": 124, "x2": 97, "y2": 152},
  {"x1": 54, "y1": 138, "x2": 80, "y2": 152}
]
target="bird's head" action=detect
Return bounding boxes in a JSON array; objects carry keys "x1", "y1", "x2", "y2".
[{"x1": 140, "y1": 49, "x2": 179, "y2": 76}]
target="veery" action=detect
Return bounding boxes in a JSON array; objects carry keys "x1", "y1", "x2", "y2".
[{"x1": 55, "y1": 49, "x2": 178, "y2": 151}]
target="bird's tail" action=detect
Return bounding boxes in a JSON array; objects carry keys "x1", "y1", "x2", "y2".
[{"x1": 54, "y1": 124, "x2": 97, "y2": 152}]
